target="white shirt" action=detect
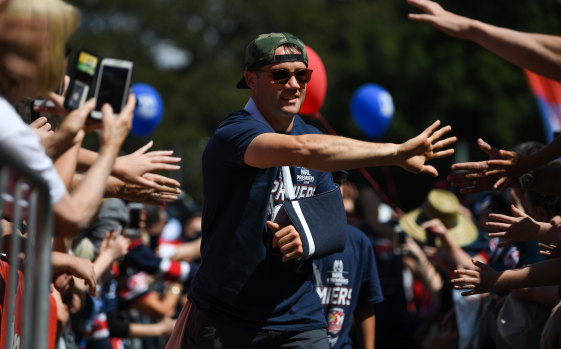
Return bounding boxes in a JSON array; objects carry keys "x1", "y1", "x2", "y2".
[{"x1": 0, "y1": 96, "x2": 66, "y2": 204}]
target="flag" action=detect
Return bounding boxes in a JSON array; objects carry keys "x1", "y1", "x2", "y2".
[{"x1": 524, "y1": 69, "x2": 561, "y2": 142}]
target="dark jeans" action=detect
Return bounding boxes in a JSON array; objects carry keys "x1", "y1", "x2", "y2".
[{"x1": 182, "y1": 303, "x2": 329, "y2": 349}]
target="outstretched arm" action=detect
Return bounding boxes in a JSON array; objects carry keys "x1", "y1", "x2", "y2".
[
  {"x1": 485, "y1": 205, "x2": 551, "y2": 246},
  {"x1": 245, "y1": 120, "x2": 455, "y2": 176},
  {"x1": 71, "y1": 172, "x2": 181, "y2": 204},
  {"x1": 453, "y1": 258, "x2": 561, "y2": 296},
  {"x1": 447, "y1": 138, "x2": 535, "y2": 194},
  {"x1": 78, "y1": 141, "x2": 180, "y2": 189},
  {"x1": 53, "y1": 95, "x2": 135, "y2": 235},
  {"x1": 407, "y1": 0, "x2": 561, "y2": 82}
]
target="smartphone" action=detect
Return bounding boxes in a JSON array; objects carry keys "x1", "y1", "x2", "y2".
[
  {"x1": 90, "y1": 58, "x2": 134, "y2": 120},
  {"x1": 128, "y1": 202, "x2": 143, "y2": 230},
  {"x1": 64, "y1": 49, "x2": 100, "y2": 111}
]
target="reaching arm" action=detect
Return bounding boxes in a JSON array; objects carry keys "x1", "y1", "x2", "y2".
[
  {"x1": 486, "y1": 205, "x2": 561, "y2": 246},
  {"x1": 53, "y1": 95, "x2": 134, "y2": 236},
  {"x1": 244, "y1": 120, "x2": 455, "y2": 176},
  {"x1": 447, "y1": 138, "x2": 541, "y2": 194},
  {"x1": 407, "y1": 0, "x2": 561, "y2": 82},
  {"x1": 70, "y1": 172, "x2": 181, "y2": 204},
  {"x1": 453, "y1": 258, "x2": 561, "y2": 296},
  {"x1": 78, "y1": 140, "x2": 180, "y2": 189},
  {"x1": 53, "y1": 136, "x2": 82, "y2": 188}
]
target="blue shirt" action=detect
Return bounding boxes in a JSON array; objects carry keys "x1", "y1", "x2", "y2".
[
  {"x1": 314, "y1": 225, "x2": 384, "y2": 349},
  {"x1": 190, "y1": 99, "x2": 336, "y2": 331}
]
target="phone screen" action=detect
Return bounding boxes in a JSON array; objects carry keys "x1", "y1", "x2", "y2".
[
  {"x1": 129, "y1": 207, "x2": 141, "y2": 229},
  {"x1": 95, "y1": 65, "x2": 130, "y2": 113},
  {"x1": 76, "y1": 51, "x2": 98, "y2": 77}
]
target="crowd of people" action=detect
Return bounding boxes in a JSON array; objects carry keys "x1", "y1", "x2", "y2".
[{"x1": 2, "y1": 0, "x2": 561, "y2": 348}]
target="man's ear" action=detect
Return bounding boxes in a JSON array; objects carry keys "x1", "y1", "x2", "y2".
[{"x1": 244, "y1": 71, "x2": 256, "y2": 88}]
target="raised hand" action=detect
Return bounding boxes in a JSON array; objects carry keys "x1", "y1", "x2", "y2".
[
  {"x1": 116, "y1": 173, "x2": 181, "y2": 204},
  {"x1": 485, "y1": 204, "x2": 541, "y2": 247},
  {"x1": 99, "y1": 94, "x2": 135, "y2": 153},
  {"x1": 448, "y1": 139, "x2": 527, "y2": 194},
  {"x1": 99, "y1": 230, "x2": 130, "y2": 261},
  {"x1": 452, "y1": 259, "x2": 500, "y2": 296},
  {"x1": 407, "y1": 0, "x2": 472, "y2": 39},
  {"x1": 397, "y1": 120, "x2": 456, "y2": 177},
  {"x1": 113, "y1": 140, "x2": 181, "y2": 189}
]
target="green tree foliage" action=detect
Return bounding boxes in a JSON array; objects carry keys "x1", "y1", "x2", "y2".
[{"x1": 71, "y1": 0, "x2": 561, "y2": 208}]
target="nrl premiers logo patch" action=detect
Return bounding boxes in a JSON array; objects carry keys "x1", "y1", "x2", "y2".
[{"x1": 327, "y1": 307, "x2": 345, "y2": 334}]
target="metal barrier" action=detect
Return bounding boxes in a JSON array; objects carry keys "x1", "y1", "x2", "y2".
[{"x1": 0, "y1": 147, "x2": 54, "y2": 349}]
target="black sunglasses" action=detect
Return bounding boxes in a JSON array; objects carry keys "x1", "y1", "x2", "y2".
[{"x1": 259, "y1": 68, "x2": 313, "y2": 85}]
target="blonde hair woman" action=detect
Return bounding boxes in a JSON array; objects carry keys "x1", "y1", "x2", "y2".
[{"x1": 0, "y1": 0, "x2": 79, "y2": 103}]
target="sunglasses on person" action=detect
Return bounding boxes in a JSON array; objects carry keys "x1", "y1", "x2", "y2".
[{"x1": 259, "y1": 68, "x2": 313, "y2": 85}]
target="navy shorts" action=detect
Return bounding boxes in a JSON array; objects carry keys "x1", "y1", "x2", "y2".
[{"x1": 182, "y1": 303, "x2": 329, "y2": 349}]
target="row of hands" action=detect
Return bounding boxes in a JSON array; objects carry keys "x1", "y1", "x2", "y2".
[
  {"x1": 32, "y1": 76, "x2": 181, "y2": 204},
  {"x1": 410, "y1": 207, "x2": 561, "y2": 297},
  {"x1": 452, "y1": 209, "x2": 561, "y2": 296}
]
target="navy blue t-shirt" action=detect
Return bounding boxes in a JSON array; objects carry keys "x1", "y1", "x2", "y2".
[
  {"x1": 313, "y1": 225, "x2": 384, "y2": 349},
  {"x1": 190, "y1": 106, "x2": 336, "y2": 331}
]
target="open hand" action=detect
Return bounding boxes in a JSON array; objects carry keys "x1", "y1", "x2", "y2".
[
  {"x1": 398, "y1": 120, "x2": 456, "y2": 177},
  {"x1": 452, "y1": 259, "x2": 499, "y2": 296},
  {"x1": 448, "y1": 139, "x2": 527, "y2": 194},
  {"x1": 114, "y1": 141, "x2": 181, "y2": 189},
  {"x1": 485, "y1": 204, "x2": 540, "y2": 247},
  {"x1": 407, "y1": 0, "x2": 472, "y2": 39},
  {"x1": 117, "y1": 173, "x2": 181, "y2": 204}
]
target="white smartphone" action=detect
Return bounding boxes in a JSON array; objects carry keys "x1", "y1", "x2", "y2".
[{"x1": 90, "y1": 58, "x2": 134, "y2": 120}]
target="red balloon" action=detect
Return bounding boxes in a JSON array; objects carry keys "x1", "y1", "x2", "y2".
[{"x1": 300, "y1": 45, "x2": 327, "y2": 116}]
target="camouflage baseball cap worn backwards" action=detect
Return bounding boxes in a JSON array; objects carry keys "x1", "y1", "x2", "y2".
[{"x1": 236, "y1": 32, "x2": 308, "y2": 89}]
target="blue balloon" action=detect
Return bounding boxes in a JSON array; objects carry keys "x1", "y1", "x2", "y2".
[
  {"x1": 350, "y1": 83, "x2": 394, "y2": 139},
  {"x1": 131, "y1": 83, "x2": 164, "y2": 137}
]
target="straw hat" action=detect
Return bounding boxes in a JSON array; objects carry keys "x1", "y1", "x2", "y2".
[{"x1": 399, "y1": 189, "x2": 477, "y2": 247}]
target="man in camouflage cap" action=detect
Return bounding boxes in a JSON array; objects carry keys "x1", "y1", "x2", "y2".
[
  {"x1": 180, "y1": 32, "x2": 456, "y2": 348},
  {"x1": 236, "y1": 32, "x2": 308, "y2": 88}
]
